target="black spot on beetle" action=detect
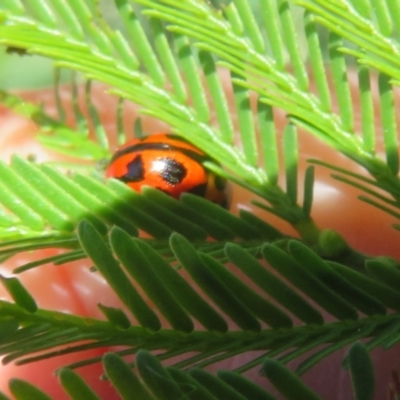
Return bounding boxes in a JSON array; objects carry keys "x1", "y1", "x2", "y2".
[
  {"x1": 121, "y1": 155, "x2": 145, "y2": 182},
  {"x1": 158, "y1": 158, "x2": 187, "y2": 185}
]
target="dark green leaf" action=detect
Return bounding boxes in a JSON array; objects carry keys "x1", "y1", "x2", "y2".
[
  {"x1": 189, "y1": 368, "x2": 247, "y2": 400},
  {"x1": 133, "y1": 238, "x2": 227, "y2": 332},
  {"x1": 103, "y1": 352, "x2": 154, "y2": 400},
  {"x1": 366, "y1": 258, "x2": 400, "y2": 291},
  {"x1": 170, "y1": 233, "x2": 260, "y2": 332},
  {"x1": 109, "y1": 180, "x2": 206, "y2": 240},
  {"x1": 302, "y1": 166, "x2": 314, "y2": 217},
  {"x1": 283, "y1": 124, "x2": 298, "y2": 205},
  {"x1": 348, "y1": 342, "x2": 375, "y2": 400},
  {"x1": 132, "y1": 191, "x2": 208, "y2": 241},
  {"x1": 218, "y1": 370, "x2": 277, "y2": 400},
  {"x1": 297, "y1": 323, "x2": 376, "y2": 375},
  {"x1": 78, "y1": 221, "x2": 161, "y2": 331},
  {"x1": 143, "y1": 188, "x2": 235, "y2": 240},
  {"x1": 239, "y1": 210, "x2": 284, "y2": 240},
  {"x1": 0, "y1": 318, "x2": 20, "y2": 341},
  {"x1": 364, "y1": 319, "x2": 400, "y2": 350},
  {"x1": 181, "y1": 194, "x2": 260, "y2": 239},
  {"x1": 288, "y1": 241, "x2": 386, "y2": 315},
  {"x1": 0, "y1": 391, "x2": 11, "y2": 400},
  {"x1": 329, "y1": 261, "x2": 400, "y2": 311},
  {"x1": 0, "y1": 323, "x2": 52, "y2": 349},
  {"x1": 110, "y1": 228, "x2": 193, "y2": 333},
  {"x1": 74, "y1": 175, "x2": 166, "y2": 238},
  {"x1": 0, "y1": 276, "x2": 37, "y2": 313},
  {"x1": 136, "y1": 350, "x2": 187, "y2": 400},
  {"x1": 199, "y1": 253, "x2": 292, "y2": 329},
  {"x1": 97, "y1": 304, "x2": 131, "y2": 329},
  {"x1": 71, "y1": 173, "x2": 141, "y2": 236},
  {"x1": 167, "y1": 367, "x2": 217, "y2": 400},
  {"x1": 262, "y1": 244, "x2": 358, "y2": 321},
  {"x1": 225, "y1": 243, "x2": 323, "y2": 325},
  {"x1": 58, "y1": 368, "x2": 100, "y2": 400},
  {"x1": 261, "y1": 359, "x2": 322, "y2": 400},
  {"x1": 9, "y1": 379, "x2": 52, "y2": 400}
]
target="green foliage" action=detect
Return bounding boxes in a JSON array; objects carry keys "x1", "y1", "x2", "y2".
[
  {"x1": 0, "y1": 0, "x2": 398, "y2": 399},
  {"x1": 348, "y1": 342, "x2": 375, "y2": 400}
]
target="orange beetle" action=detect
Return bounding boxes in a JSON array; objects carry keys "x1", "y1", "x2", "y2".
[{"x1": 106, "y1": 133, "x2": 228, "y2": 207}]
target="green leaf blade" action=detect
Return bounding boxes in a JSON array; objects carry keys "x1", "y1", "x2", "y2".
[
  {"x1": 78, "y1": 221, "x2": 161, "y2": 331},
  {"x1": 261, "y1": 359, "x2": 322, "y2": 400},
  {"x1": 142, "y1": 188, "x2": 235, "y2": 241},
  {"x1": 262, "y1": 243, "x2": 359, "y2": 321},
  {"x1": 103, "y1": 353, "x2": 154, "y2": 400},
  {"x1": 288, "y1": 241, "x2": 386, "y2": 316},
  {"x1": 167, "y1": 367, "x2": 216, "y2": 400},
  {"x1": 199, "y1": 51, "x2": 234, "y2": 143},
  {"x1": 9, "y1": 379, "x2": 52, "y2": 400},
  {"x1": 170, "y1": 233, "x2": 260, "y2": 332},
  {"x1": 58, "y1": 368, "x2": 100, "y2": 400},
  {"x1": 136, "y1": 350, "x2": 186, "y2": 400},
  {"x1": 200, "y1": 253, "x2": 293, "y2": 329},
  {"x1": 348, "y1": 342, "x2": 375, "y2": 400},
  {"x1": 225, "y1": 243, "x2": 323, "y2": 325},
  {"x1": 218, "y1": 370, "x2": 278, "y2": 400},
  {"x1": 181, "y1": 194, "x2": 260, "y2": 240},
  {"x1": 189, "y1": 368, "x2": 247, "y2": 400},
  {"x1": 0, "y1": 276, "x2": 37, "y2": 313},
  {"x1": 378, "y1": 73, "x2": 399, "y2": 174},
  {"x1": 283, "y1": 124, "x2": 298, "y2": 205},
  {"x1": 134, "y1": 237, "x2": 228, "y2": 333},
  {"x1": 110, "y1": 228, "x2": 194, "y2": 333}
]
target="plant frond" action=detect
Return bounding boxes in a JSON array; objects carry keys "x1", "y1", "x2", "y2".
[
  {"x1": 134, "y1": 0, "x2": 400, "y2": 230},
  {"x1": 0, "y1": 0, "x2": 330, "y2": 244},
  {"x1": 0, "y1": 333, "x2": 380, "y2": 399},
  {"x1": 348, "y1": 342, "x2": 375, "y2": 400},
  {"x1": 296, "y1": 0, "x2": 400, "y2": 80},
  {"x1": 9, "y1": 378, "x2": 53, "y2": 400},
  {"x1": 295, "y1": 1, "x2": 400, "y2": 211},
  {"x1": 0, "y1": 222, "x2": 399, "y2": 380},
  {"x1": 58, "y1": 367, "x2": 100, "y2": 400},
  {"x1": 2, "y1": 1, "x2": 400, "y2": 230},
  {"x1": 0, "y1": 156, "x2": 277, "y2": 242},
  {"x1": 379, "y1": 73, "x2": 399, "y2": 175},
  {"x1": 0, "y1": 0, "x2": 265, "y2": 187},
  {"x1": 137, "y1": 0, "x2": 361, "y2": 153},
  {"x1": 309, "y1": 158, "x2": 400, "y2": 224},
  {"x1": 0, "y1": 156, "x2": 301, "y2": 277},
  {"x1": 1, "y1": 1, "x2": 400, "y2": 399}
]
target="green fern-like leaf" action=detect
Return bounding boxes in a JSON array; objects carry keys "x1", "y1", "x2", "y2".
[{"x1": 0, "y1": 1, "x2": 399, "y2": 400}]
